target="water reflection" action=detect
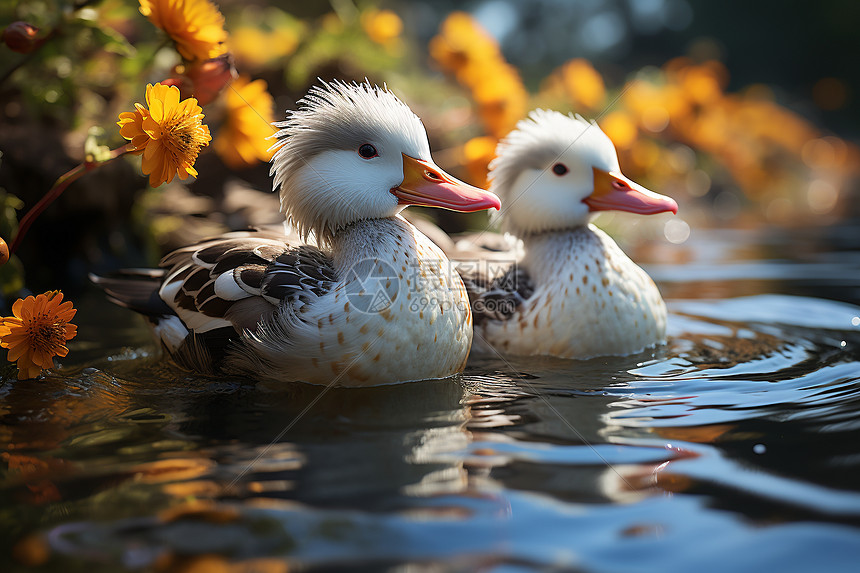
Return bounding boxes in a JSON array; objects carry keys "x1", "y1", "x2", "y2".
[
  {"x1": 208, "y1": 379, "x2": 470, "y2": 510},
  {"x1": 459, "y1": 359, "x2": 683, "y2": 507},
  {"x1": 599, "y1": 298, "x2": 860, "y2": 523},
  {"x1": 4, "y1": 291, "x2": 860, "y2": 569}
]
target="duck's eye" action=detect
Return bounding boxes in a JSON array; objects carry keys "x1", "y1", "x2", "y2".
[
  {"x1": 552, "y1": 163, "x2": 568, "y2": 176},
  {"x1": 358, "y1": 143, "x2": 378, "y2": 159}
]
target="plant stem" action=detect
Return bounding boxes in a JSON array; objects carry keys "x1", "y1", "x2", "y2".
[{"x1": 9, "y1": 146, "x2": 131, "y2": 256}]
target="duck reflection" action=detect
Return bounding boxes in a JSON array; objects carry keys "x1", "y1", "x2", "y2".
[
  {"x1": 12, "y1": 290, "x2": 860, "y2": 570},
  {"x1": 180, "y1": 377, "x2": 472, "y2": 510},
  {"x1": 459, "y1": 354, "x2": 686, "y2": 505}
]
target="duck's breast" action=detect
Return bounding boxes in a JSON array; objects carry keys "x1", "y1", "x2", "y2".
[
  {"x1": 480, "y1": 226, "x2": 666, "y2": 358},
  {"x1": 237, "y1": 218, "x2": 472, "y2": 385}
]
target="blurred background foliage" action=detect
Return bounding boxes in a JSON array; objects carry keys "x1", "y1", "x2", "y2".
[{"x1": 0, "y1": 0, "x2": 858, "y2": 301}]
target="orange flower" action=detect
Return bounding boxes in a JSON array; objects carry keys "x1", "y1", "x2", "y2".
[
  {"x1": 361, "y1": 9, "x2": 402, "y2": 46},
  {"x1": 118, "y1": 83, "x2": 211, "y2": 187},
  {"x1": 557, "y1": 58, "x2": 606, "y2": 111},
  {"x1": 462, "y1": 135, "x2": 498, "y2": 187},
  {"x1": 0, "y1": 291, "x2": 77, "y2": 380},
  {"x1": 139, "y1": 0, "x2": 227, "y2": 62},
  {"x1": 601, "y1": 111, "x2": 638, "y2": 150},
  {"x1": 430, "y1": 13, "x2": 527, "y2": 139},
  {"x1": 429, "y1": 12, "x2": 498, "y2": 74},
  {"x1": 214, "y1": 75, "x2": 274, "y2": 168}
]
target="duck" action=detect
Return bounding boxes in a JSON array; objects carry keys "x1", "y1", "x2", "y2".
[
  {"x1": 93, "y1": 81, "x2": 500, "y2": 385},
  {"x1": 458, "y1": 109, "x2": 678, "y2": 359}
]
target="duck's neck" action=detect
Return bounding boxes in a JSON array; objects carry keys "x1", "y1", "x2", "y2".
[
  {"x1": 520, "y1": 224, "x2": 603, "y2": 282},
  {"x1": 329, "y1": 216, "x2": 419, "y2": 271}
]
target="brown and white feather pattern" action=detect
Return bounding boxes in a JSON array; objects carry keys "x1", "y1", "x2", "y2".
[
  {"x1": 458, "y1": 263, "x2": 534, "y2": 325},
  {"x1": 153, "y1": 229, "x2": 337, "y2": 362}
]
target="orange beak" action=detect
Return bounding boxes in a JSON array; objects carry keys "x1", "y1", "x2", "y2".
[
  {"x1": 584, "y1": 168, "x2": 678, "y2": 215},
  {"x1": 391, "y1": 154, "x2": 501, "y2": 212}
]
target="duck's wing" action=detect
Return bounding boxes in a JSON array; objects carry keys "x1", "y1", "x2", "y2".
[
  {"x1": 159, "y1": 229, "x2": 338, "y2": 333},
  {"x1": 90, "y1": 268, "x2": 173, "y2": 317},
  {"x1": 94, "y1": 228, "x2": 338, "y2": 372},
  {"x1": 456, "y1": 260, "x2": 535, "y2": 325}
]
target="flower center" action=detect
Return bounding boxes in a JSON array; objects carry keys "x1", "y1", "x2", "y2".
[
  {"x1": 29, "y1": 316, "x2": 66, "y2": 352},
  {"x1": 163, "y1": 116, "x2": 208, "y2": 163}
]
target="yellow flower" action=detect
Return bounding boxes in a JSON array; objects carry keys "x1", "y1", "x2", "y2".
[
  {"x1": 557, "y1": 58, "x2": 606, "y2": 111},
  {"x1": 430, "y1": 13, "x2": 527, "y2": 138},
  {"x1": 214, "y1": 76, "x2": 274, "y2": 169},
  {"x1": 462, "y1": 136, "x2": 498, "y2": 186},
  {"x1": 0, "y1": 291, "x2": 77, "y2": 380},
  {"x1": 139, "y1": 0, "x2": 227, "y2": 62},
  {"x1": 231, "y1": 27, "x2": 271, "y2": 68},
  {"x1": 118, "y1": 83, "x2": 211, "y2": 187},
  {"x1": 361, "y1": 9, "x2": 402, "y2": 46},
  {"x1": 429, "y1": 12, "x2": 498, "y2": 75},
  {"x1": 601, "y1": 111, "x2": 638, "y2": 150},
  {"x1": 231, "y1": 26, "x2": 299, "y2": 69}
]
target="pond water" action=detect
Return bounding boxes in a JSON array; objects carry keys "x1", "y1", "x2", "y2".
[{"x1": 3, "y1": 222, "x2": 860, "y2": 572}]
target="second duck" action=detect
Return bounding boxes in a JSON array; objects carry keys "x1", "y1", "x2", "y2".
[{"x1": 461, "y1": 110, "x2": 678, "y2": 359}]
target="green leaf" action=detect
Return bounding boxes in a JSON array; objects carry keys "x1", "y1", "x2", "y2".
[{"x1": 84, "y1": 126, "x2": 113, "y2": 163}]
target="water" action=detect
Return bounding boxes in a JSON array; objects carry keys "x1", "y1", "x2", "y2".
[{"x1": 3, "y1": 223, "x2": 860, "y2": 572}]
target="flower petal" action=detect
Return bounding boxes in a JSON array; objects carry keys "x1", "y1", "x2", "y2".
[
  {"x1": 148, "y1": 85, "x2": 165, "y2": 123},
  {"x1": 162, "y1": 84, "x2": 181, "y2": 114},
  {"x1": 131, "y1": 134, "x2": 151, "y2": 150},
  {"x1": 55, "y1": 300, "x2": 75, "y2": 316},
  {"x1": 143, "y1": 137, "x2": 163, "y2": 162},
  {"x1": 12, "y1": 297, "x2": 26, "y2": 320},
  {"x1": 139, "y1": 0, "x2": 227, "y2": 61},
  {"x1": 32, "y1": 294, "x2": 47, "y2": 318},
  {"x1": 7, "y1": 341, "x2": 30, "y2": 361},
  {"x1": 32, "y1": 349, "x2": 56, "y2": 369},
  {"x1": 18, "y1": 364, "x2": 42, "y2": 380},
  {"x1": 142, "y1": 115, "x2": 162, "y2": 139}
]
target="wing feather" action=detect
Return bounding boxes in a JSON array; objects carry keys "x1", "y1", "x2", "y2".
[
  {"x1": 234, "y1": 265, "x2": 266, "y2": 291},
  {"x1": 262, "y1": 245, "x2": 337, "y2": 303},
  {"x1": 457, "y1": 261, "x2": 535, "y2": 325},
  {"x1": 97, "y1": 227, "x2": 337, "y2": 374},
  {"x1": 157, "y1": 230, "x2": 338, "y2": 337}
]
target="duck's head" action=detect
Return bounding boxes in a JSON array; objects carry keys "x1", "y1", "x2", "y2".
[
  {"x1": 271, "y1": 81, "x2": 500, "y2": 243},
  {"x1": 489, "y1": 109, "x2": 677, "y2": 235}
]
